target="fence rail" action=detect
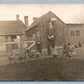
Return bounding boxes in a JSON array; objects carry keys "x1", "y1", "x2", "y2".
[{"x1": 0, "y1": 40, "x2": 35, "y2": 56}]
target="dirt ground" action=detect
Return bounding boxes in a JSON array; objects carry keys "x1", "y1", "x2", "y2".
[
  {"x1": 0, "y1": 47, "x2": 84, "y2": 81},
  {"x1": 0, "y1": 56, "x2": 84, "y2": 81}
]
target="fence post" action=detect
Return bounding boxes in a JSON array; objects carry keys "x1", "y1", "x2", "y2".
[{"x1": 20, "y1": 36, "x2": 23, "y2": 53}]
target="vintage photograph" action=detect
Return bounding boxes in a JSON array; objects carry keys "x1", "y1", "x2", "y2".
[{"x1": 0, "y1": 4, "x2": 84, "y2": 80}]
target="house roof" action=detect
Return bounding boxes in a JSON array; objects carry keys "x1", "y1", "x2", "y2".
[
  {"x1": 61, "y1": 24, "x2": 84, "y2": 29},
  {"x1": 66, "y1": 23, "x2": 84, "y2": 25},
  {"x1": 0, "y1": 20, "x2": 26, "y2": 35},
  {"x1": 66, "y1": 24, "x2": 84, "y2": 27},
  {"x1": 26, "y1": 11, "x2": 65, "y2": 31}
]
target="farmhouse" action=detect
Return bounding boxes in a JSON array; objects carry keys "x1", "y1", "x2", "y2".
[{"x1": 0, "y1": 15, "x2": 28, "y2": 56}]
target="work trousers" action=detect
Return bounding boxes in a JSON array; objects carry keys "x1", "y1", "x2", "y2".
[
  {"x1": 47, "y1": 39, "x2": 55, "y2": 55},
  {"x1": 36, "y1": 42, "x2": 42, "y2": 54}
]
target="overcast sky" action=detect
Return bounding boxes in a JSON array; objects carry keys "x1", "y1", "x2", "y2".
[{"x1": 0, "y1": 4, "x2": 84, "y2": 25}]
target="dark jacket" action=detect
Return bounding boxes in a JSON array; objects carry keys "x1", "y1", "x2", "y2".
[{"x1": 46, "y1": 26, "x2": 56, "y2": 40}]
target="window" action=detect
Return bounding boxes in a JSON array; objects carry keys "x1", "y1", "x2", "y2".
[
  {"x1": 76, "y1": 30, "x2": 80, "y2": 36},
  {"x1": 11, "y1": 35, "x2": 17, "y2": 41},
  {"x1": 70, "y1": 30, "x2": 74, "y2": 36},
  {"x1": 11, "y1": 35, "x2": 18, "y2": 49}
]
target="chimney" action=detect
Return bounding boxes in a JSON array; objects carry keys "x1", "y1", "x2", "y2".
[
  {"x1": 16, "y1": 15, "x2": 19, "y2": 21},
  {"x1": 33, "y1": 17, "x2": 38, "y2": 22},
  {"x1": 24, "y1": 16, "x2": 28, "y2": 29}
]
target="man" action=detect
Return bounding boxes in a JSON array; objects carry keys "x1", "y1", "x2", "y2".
[
  {"x1": 35, "y1": 31, "x2": 42, "y2": 55},
  {"x1": 46, "y1": 20, "x2": 56, "y2": 55},
  {"x1": 67, "y1": 43, "x2": 73, "y2": 59}
]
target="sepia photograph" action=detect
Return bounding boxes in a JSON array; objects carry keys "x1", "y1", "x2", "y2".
[{"x1": 0, "y1": 4, "x2": 84, "y2": 81}]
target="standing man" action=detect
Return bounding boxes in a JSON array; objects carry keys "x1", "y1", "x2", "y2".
[
  {"x1": 35, "y1": 31, "x2": 42, "y2": 55},
  {"x1": 46, "y1": 20, "x2": 56, "y2": 55}
]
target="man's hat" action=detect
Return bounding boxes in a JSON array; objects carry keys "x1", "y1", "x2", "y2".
[
  {"x1": 48, "y1": 18, "x2": 57, "y2": 23},
  {"x1": 50, "y1": 18, "x2": 57, "y2": 22}
]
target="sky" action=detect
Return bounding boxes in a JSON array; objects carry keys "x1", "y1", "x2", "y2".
[
  {"x1": 0, "y1": 0, "x2": 84, "y2": 3},
  {"x1": 0, "y1": 4, "x2": 84, "y2": 25}
]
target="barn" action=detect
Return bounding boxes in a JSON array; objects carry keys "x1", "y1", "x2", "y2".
[
  {"x1": 26, "y1": 11, "x2": 84, "y2": 51},
  {"x1": 25, "y1": 11, "x2": 65, "y2": 49}
]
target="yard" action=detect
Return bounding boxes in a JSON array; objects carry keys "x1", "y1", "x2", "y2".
[{"x1": 0, "y1": 47, "x2": 84, "y2": 80}]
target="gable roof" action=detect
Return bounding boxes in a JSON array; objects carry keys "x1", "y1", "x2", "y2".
[
  {"x1": 26, "y1": 11, "x2": 65, "y2": 31},
  {"x1": 0, "y1": 20, "x2": 26, "y2": 35}
]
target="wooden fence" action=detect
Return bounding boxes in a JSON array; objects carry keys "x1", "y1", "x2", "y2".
[{"x1": 0, "y1": 40, "x2": 35, "y2": 56}]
